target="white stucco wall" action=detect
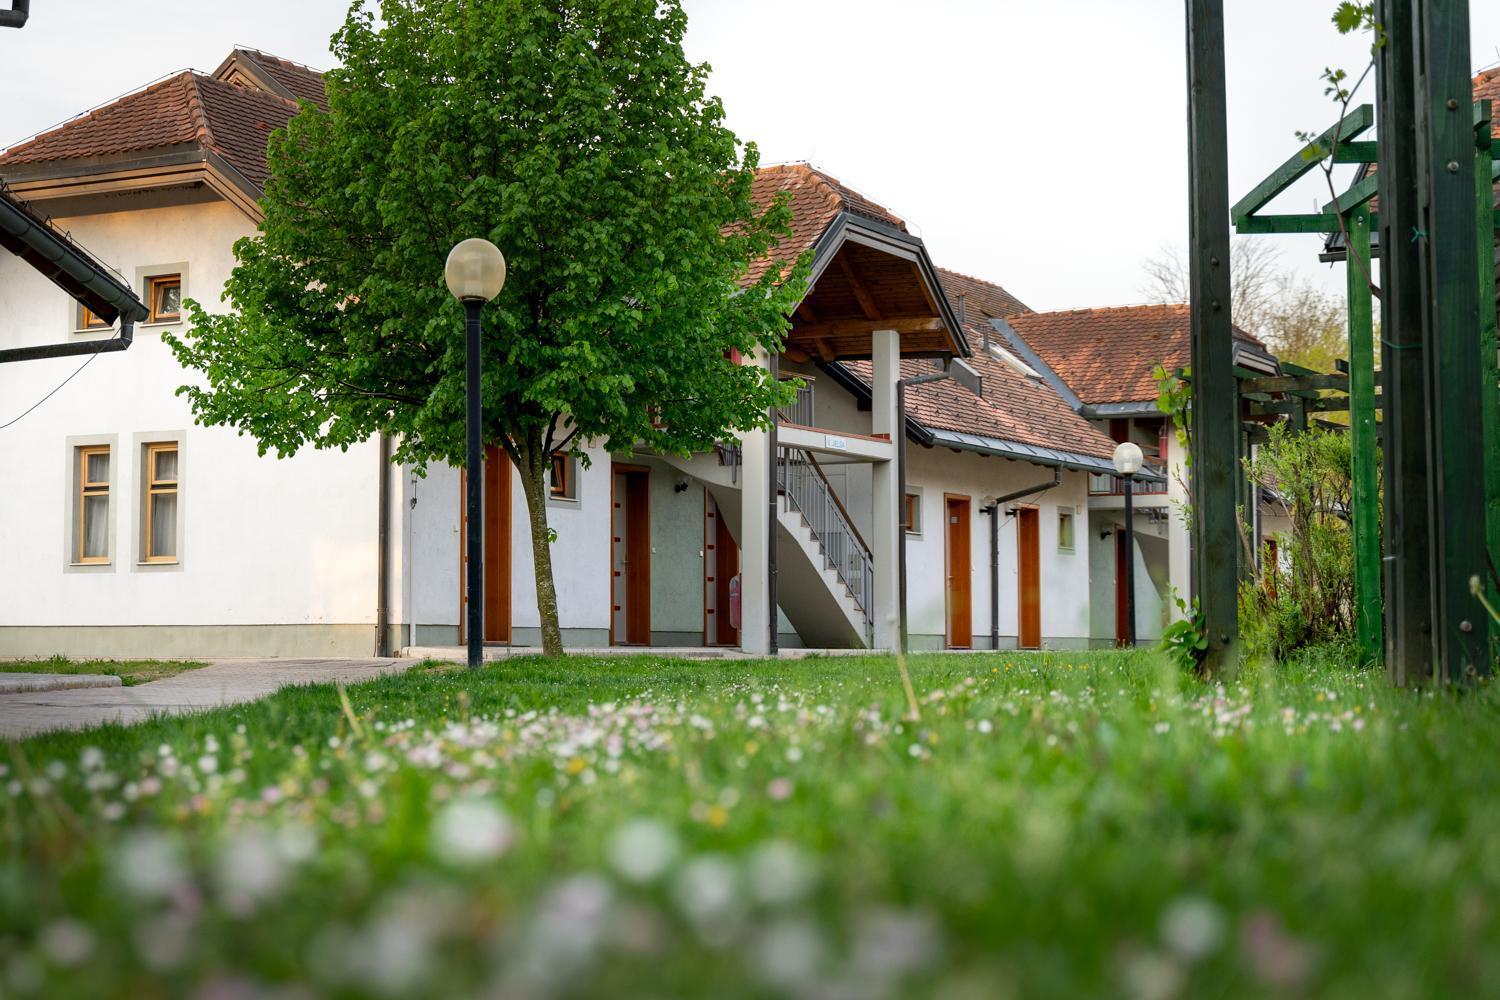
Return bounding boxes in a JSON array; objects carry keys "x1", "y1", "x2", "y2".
[{"x1": 0, "y1": 201, "x2": 391, "y2": 654}]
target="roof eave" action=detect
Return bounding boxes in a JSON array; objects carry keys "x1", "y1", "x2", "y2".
[{"x1": 922, "y1": 427, "x2": 1136, "y2": 478}]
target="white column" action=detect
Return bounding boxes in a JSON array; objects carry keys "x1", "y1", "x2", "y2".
[
  {"x1": 739, "y1": 351, "x2": 773, "y2": 655},
  {"x1": 1166, "y1": 432, "x2": 1191, "y2": 619},
  {"x1": 870, "y1": 328, "x2": 901, "y2": 650}
]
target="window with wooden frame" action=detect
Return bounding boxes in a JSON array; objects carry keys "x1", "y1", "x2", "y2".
[
  {"x1": 549, "y1": 452, "x2": 578, "y2": 501},
  {"x1": 904, "y1": 492, "x2": 922, "y2": 536},
  {"x1": 143, "y1": 443, "x2": 180, "y2": 562},
  {"x1": 146, "y1": 274, "x2": 182, "y2": 324},
  {"x1": 1057, "y1": 507, "x2": 1076, "y2": 552},
  {"x1": 76, "y1": 446, "x2": 111, "y2": 563},
  {"x1": 76, "y1": 303, "x2": 111, "y2": 331}
]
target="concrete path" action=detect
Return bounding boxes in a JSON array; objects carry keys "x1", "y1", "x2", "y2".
[{"x1": 0, "y1": 658, "x2": 407, "y2": 741}]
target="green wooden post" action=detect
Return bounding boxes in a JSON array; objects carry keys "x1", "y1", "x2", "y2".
[
  {"x1": 1185, "y1": 0, "x2": 1240, "y2": 674},
  {"x1": 1477, "y1": 100, "x2": 1500, "y2": 631},
  {"x1": 1345, "y1": 206, "x2": 1382, "y2": 664},
  {"x1": 1414, "y1": 0, "x2": 1491, "y2": 681},
  {"x1": 1375, "y1": 0, "x2": 1434, "y2": 685}
]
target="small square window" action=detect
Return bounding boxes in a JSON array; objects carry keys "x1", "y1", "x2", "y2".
[
  {"x1": 1058, "y1": 507, "x2": 1076, "y2": 552},
  {"x1": 904, "y1": 492, "x2": 922, "y2": 535},
  {"x1": 77, "y1": 303, "x2": 111, "y2": 331},
  {"x1": 147, "y1": 274, "x2": 182, "y2": 324},
  {"x1": 549, "y1": 452, "x2": 578, "y2": 501}
]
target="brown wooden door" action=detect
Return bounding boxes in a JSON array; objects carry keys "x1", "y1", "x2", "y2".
[
  {"x1": 704, "y1": 492, "x2": 740, "y2": 646},
  {"x1": 1114, "y1": 527, "x2": 1130, "y2": 646},
  {"x1": 1017, "y1": 506, "x2": 1041, "y2": 649},
  {"x1": 611, "y1": 466, "x2": 652, "y2": 645},
  {"x1": 945, "y1": 495, "x2": 972, "y2": 648},
  {"x1": 460, "y1": 445, "x2": 511, "y2": 644}
]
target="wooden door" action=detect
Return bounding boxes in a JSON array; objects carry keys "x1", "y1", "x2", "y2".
[
  {"x1": 704, "y1": 492, "x2": 740, "y2": 646},
  {"x1": 1017, "y1": 506, "x2": 1041, "y2": 649},
  {"x1": 1114, "y1": 527, "x2": 1130, "y2": 646},
  {"x1": 611, "y1": 466, "x2": 652, "y2": 645},
  {"x1": 945, "y1": 495, "x2": 973, "y2": 648},
  {"x1": 460, "y1": 445, "x2": 511, "y2": 644}
]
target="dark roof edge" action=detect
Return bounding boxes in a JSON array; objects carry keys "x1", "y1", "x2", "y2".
[
  {"x1": 989, "y1": 315, "x2": 1086, "y2": 413},
  {"x1": 0, "y1": 188, "x2": 147, "y2": 324},
  {"x1": 924, "y1": 428, "x2": 1147, "y2": 478},
  {"x1": 808, "y1": 211, "x2": 971, "y2": 359}
]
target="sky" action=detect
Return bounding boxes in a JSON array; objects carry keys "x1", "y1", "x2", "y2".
[{"x1": 4, "y1": 0, "x2": 1499, "y2": 311}]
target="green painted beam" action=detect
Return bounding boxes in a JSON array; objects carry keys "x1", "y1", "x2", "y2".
[
  {"x1": 1236, "y1": 213, "x2": 1340, "y2": 235},
  {"x1": 1334, "y1": 141, "x2": 1379, "y2": 164},
  {"x1": 1231, "y1": 104, "x2": 1373, "y2": 223},
  {"x1": 1323, "y1": 172, "x2": 1381, "y2": 215},
  {"x1": 1476, "y1": 100, "x2": 1500, "y2": 644},
  {"x1": 1346, "y1": 206, "x2": 1383, "y2": 664}
]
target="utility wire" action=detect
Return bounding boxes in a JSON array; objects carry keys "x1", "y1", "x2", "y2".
[{"x1": 0, "y1": 331, "x2": 120, "y2": 431}]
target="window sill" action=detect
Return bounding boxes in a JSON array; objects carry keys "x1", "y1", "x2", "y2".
[
  {"x1": 140, "y1": 319, "x2": 183, "y2": 329},
  {"x1": 68, "y1": 561, "x2": 112, "y2": 568},
  {"x1": 73, "y1": 328, "x2": 115, "y2": 336},
  {"x1": 547, "y1": 496, "x2": 581, "y2": 508}
]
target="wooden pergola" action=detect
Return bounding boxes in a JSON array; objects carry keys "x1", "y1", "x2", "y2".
[{"x1": 1185, "y1": 0, "x2": 1498, "y2": 683}]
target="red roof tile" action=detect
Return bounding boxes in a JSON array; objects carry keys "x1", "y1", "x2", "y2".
[
  {"x1": 936, "y1": 267, "x2": 1030, "y2": 321},
  {"x1": 0, "y1": 55, "x2": 317, "y2": 194},
  {"x1": 843, "y1": 317, "x2": 1118, "y2": 464},
  {"x1": 235, "y1": 49, "x2": 330, "y2": 111},
  {"x1": 1005, "y1": 304, "x2": 1264, "y2": 406},
  {"x1": 744, "y1": 163, "x2": 904, "y2": 284}
]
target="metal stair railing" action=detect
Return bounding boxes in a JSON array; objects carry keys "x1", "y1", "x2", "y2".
[{"x1": 776, "y1": 447, "x2": 874, "y2": 638}]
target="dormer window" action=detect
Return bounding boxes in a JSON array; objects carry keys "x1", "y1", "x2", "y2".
[{"x1": 147, "y1": 274, "x2": 182, "y2": 324}]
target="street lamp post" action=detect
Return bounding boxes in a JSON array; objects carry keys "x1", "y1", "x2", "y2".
[
  {"x1": 445, "y1": 238, "x2": 507, "y2": 669},
  {"x1": 1112, "y1": 440, "x2": 1144, "y2": 647}
]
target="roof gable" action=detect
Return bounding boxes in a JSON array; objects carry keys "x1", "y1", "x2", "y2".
[{"x1": 744, "y1": 164, "x2": 905, "y2": 285}]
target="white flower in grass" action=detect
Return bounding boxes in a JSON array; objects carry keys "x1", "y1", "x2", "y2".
[
  {"x1": 133, "y1": 911, "x2": 195, "y2": 972},
  {"x1": 216, "y1": 827, "x2": 291, "y2": 913},
  {"x1": 751, "y1": 916, "x2": 827, "y2": 990},
  {"x1": 851, "y1": 908, "x2": 942, "y2": 977},
  {"x1": 79, "y1": 747, "x2": 105, "y2": 772},
  {"x1": 516, "y1": 874, "x2": 616, "y2": 986},
  {"x1": 430, "y1": 797, "x2": 515, "y2": 865},
  {"x1": 607, "y1": 818, "x2": 679, "y2": 884},
  {"x1": 1160, "y1": 896, "x2": 1225, "y2": 962},
  {"x1": 115, "y1": 831, "x2": 187, "y2": 901},
  {"x1": 672, "y1": 855, "x2": 742, "y2": 945},
  {"x1": 196, "y1": 755, "x2": 219, "y2": 775},
  {"x1": 1121, "y1": 950, "x2": 1184, "y2": 1000},
  {"x1": 39, "y1": 918, "x2": 93, "y2": 966},
  {"x1": 746, "y1": 841, "x2": 816, "y2": 906},
  {"x1": 44, "y1": 761, "x2": 66, "y2": 782}
]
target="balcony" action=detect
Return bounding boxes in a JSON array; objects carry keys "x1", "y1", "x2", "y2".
[
  {"x1": 1089, "y1": 460, "x2": 1169, "y2": 497},
  {"x1": 777, "y1": 380, "x2": 815, "y2": 427}
]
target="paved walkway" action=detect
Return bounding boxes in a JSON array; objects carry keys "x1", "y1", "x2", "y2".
[{"x1": 0, "y1": 658, "x2": 407, "y2": 741}]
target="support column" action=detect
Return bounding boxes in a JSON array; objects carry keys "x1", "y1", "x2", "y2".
[
  {"x1": 1346, "y1": 207, "x2": 1383, "y2": 664},
  {"x1": 1185, "y1": 0, "x2": 1240, "y2": 674},
  {"x1": 1475, "y1": 100, "x2": 1500, "y2": 626},
  {"x1": 870, "y1": 328, "x2": 902, "y2": 650},
  {"x1": 739, "y1": 351, "x2": 774, "y2": 656}
]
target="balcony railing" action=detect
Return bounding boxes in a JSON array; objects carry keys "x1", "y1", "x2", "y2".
[
  {"x1": 776, "y1": 380, "x2": 815, "y2": 427},
  {"x1": 1089, "y1": 460, "x2": 1170, "y2": 497}
]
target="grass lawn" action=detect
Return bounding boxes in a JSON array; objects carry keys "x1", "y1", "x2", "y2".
[
  {"x1": 0, "y1": 655, "x2": 206, "y2": 687},
  {"x1": 3, "y1": 649, "x2": 1498, "y2": 998}
]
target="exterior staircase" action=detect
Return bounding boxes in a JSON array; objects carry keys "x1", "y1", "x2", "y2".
[{"x1": 662, "y1": 444, "x2": 872, "y2": 649}]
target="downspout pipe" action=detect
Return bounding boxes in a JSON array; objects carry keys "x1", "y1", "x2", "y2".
[
  {"x1": 0, "y1": 1, "x2": 30, "y2": 29},
  {"x1": 376, "y1": 433, "x2": 392, "y2": 657},
  {"x1": 982, "y1": 466, "x2": 1062, "y2": 650}
]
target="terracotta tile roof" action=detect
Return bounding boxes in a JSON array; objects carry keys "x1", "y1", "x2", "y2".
[
  {"x1": 841, "y1": 318, "x2": 1118, "y2": 463},
  {"x1": 1005, "y1": 303, "x2": 1266, "y2": 406},
  {"x1": 235, "y1": 48, "x2": 330, "y2": 110},
  {"x1": 744, "y1": 163, "x2": 905, "y2": 285},
  {"x1": 0, "y1": 69, "x2": 304, "y2": 194},
  {"x1": 936, "y1": 267, "x2": 1030, "y2": 321}
]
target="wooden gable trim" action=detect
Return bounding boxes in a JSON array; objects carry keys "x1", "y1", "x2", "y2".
[{"x1": 5, "y1": 155, "x2": 264, "y2": 223}]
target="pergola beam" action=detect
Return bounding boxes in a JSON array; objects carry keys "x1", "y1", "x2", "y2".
[{"x1": 1231, "y1": 104, "x2": 1373, "y2": 223}]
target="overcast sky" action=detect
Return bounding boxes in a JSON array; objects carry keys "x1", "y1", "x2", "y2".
[{"x1": 4, "y1": 1, "x2": 1499, "y2": 310}]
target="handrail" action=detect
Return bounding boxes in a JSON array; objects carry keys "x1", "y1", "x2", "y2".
[
  {"x1": 800, "y1": 449, "x2": 872, "y2": 556},
  {"x1": 777, "y1": 446, "x2": 874, "y2": 636}
]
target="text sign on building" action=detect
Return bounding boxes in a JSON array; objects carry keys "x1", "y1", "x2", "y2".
[{"x1": 824, "y1": 435, "x2": 848, "y2": 451}]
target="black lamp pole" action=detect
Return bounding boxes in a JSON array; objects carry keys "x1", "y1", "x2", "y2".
[
  {"x1": 1122, "y1": 471, "x2": 1136, "y2": 647},
  {"x1": 464, "y1": 298, "x2": 484, "y2": 670}
]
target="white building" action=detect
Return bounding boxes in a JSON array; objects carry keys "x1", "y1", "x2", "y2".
[{"x1": 0, "y1": 49, "x2": 1276, "y2": 659}]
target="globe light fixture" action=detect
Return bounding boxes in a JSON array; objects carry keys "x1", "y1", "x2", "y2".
[
  {"x1": 445, "y1": 238, "x2": 507, "y2": 302},
  {"x1": 1112, "y1": 440, "x2": 1144, "y2": 648},
  {"x1": 448, "y1": 238, "x2": 507, "y2": 669}
]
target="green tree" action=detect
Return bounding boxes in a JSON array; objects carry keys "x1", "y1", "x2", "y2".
[{"x1": 167, "y1": 0, "x2": 805, "y2": 656}]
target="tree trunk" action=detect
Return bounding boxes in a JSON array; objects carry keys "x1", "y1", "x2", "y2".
[{"x1": 515, "y1": 427, "x2": 565, "y2": 657}]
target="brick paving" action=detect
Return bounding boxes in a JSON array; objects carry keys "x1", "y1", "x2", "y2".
[{"x1": 0, "y1": 658, "x2": 407, "y2": 741}]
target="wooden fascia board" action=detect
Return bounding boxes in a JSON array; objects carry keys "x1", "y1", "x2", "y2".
[
  {"x1": 799, "y1": 212, "x2": 969, "y2": 359},
  {"x1": 5, "y1": 152, "x2": 264, "y2": 223}
]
